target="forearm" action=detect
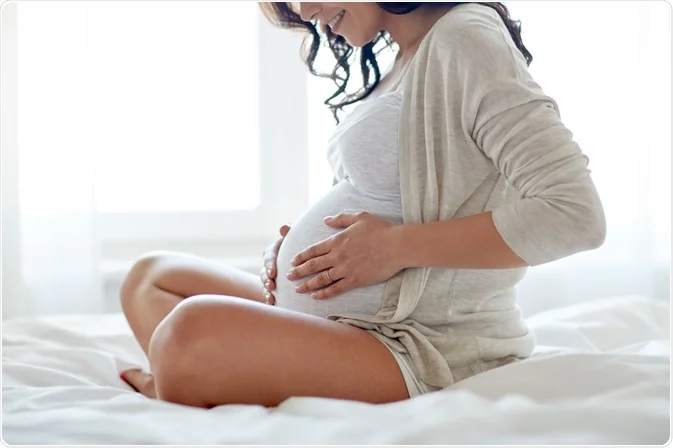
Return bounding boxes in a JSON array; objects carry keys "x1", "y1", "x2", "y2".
[{"x1": 392, "y1": 212, "x2": 528, "y2": 270}]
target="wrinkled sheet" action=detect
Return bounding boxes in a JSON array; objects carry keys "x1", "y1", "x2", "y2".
[{"x1": 2, "y1": 295, "x2": 669, "y2": 445}]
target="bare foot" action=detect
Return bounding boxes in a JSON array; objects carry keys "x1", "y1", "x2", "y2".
[{"x1": 120, "y1": 369, "x2": 157, "y2": 399}]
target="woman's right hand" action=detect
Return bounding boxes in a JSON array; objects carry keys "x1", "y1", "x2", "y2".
[{"x1": 260, "y1": 224, "x2": 291, "y2": 305}]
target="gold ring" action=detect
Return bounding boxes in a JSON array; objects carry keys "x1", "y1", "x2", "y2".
[{"x1": 264, "y1": 292, "x2": 272, "y2": 304}]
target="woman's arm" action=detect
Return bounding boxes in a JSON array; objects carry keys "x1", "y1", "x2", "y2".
[
  {"x1": 420, "y1": 10, "x2": 606, "y2": 268},
  {"x1": 393, "y1": 25, "x2": 607, "y2": 269},
  {"x1": 390, "y1": 211, "x2": 527, "y2": 270}
]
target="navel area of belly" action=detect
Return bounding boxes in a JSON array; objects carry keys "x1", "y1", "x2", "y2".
[
  {"x1": 271, "y1": 181, "x2": 397, "y2": 316},
  {"x1": 273, "y1": 223, "x2": 389, "y2": 318}
]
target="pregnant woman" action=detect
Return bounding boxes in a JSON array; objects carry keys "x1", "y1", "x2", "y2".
[{"x1": 119, "y1": 2, "x2": 605, "y2": 408}]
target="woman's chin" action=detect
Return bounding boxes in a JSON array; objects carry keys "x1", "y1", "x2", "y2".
[{"x1": 340, "y1": 31, "x2": 374, "y2": 48}]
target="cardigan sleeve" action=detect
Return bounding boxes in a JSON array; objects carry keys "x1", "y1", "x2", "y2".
[{"x1": 430, "y1": 9, "x2": 606, "y2": 266}]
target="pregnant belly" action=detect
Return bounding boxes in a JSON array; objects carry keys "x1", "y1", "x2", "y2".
[{"x1": 274, "y1": 181, "x2": 402, "y2": 319}]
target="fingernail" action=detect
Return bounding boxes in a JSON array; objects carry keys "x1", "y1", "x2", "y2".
[
  {"x1": 286, "y1": 270, "x2": 293, "y2": 279},
  {"x1": 119, "y1": 372, "x2": 127, "y2": 381},
  {"x1": 311, "y1": 293, "x2": 320, "y2": 299},
  {"x1": 265, "y1": 281, "x2": 272, "y2": 289},
  {"x1": 295, "y1": 286, "x2": 304, "y2": 293},
  {"x1": 267, "y1": 269, "x2": 272, "y2": 277}
]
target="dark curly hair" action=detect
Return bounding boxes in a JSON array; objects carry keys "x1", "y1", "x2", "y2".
[{"x1": 260, "y1": 2, "x2": 532, "y2": 123}]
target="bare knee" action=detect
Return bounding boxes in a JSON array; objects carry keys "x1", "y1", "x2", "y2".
[
  {"x1": 147, "y1": 296, "x2": 235, "y2": 407},
  {"x1": 119, "y1": 251, "x2": 174, "y2": 313}
]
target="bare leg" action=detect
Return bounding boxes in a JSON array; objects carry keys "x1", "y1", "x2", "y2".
[
  {"x1": 120, "y1": 251, "x2": 266, "y2": 354},
  {"x1": 119, "y1": 251, "x2": 266, "y2": 395},
  {"x1": 146, "y1": 295, "x2": 408, "y2": 407},
  {"x1": 119, "y1": 252, "x2": 409, "y2": 406}
]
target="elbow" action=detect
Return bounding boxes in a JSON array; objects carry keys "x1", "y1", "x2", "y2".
[
  {"x1": 583, "y1": 210, "x2": 606, "y2": 251},
  {"x1": 593, "y1": 206, "x2": 607, "y2": 249},
  {"x1": 569, "y1": 199, "x2": 607, "y2": 253},
  {"x1": 544, "y1": 178, "x2": 607, "y2": 255},
  {"x1": 534, "y1": 193, "x2": 606, "y2": 262}
]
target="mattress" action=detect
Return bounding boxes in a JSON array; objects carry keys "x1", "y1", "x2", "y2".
[{"x1": 2, "y1": 295, "x2": 670, "y2": 444}]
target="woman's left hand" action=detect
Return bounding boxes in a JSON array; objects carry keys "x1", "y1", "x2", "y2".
[{"x1": 287, "y1": 212, "x2": 405, "y2": 300}]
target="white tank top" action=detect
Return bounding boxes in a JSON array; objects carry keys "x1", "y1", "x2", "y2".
[
  {"x1": 327, "y1": 91, "x2": 403, "y2": 202},
  {"x1": 273, "y1": 91, "x2": 404, "y2": 318}
]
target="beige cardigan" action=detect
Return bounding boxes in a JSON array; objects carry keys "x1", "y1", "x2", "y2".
[{"x1": 328, "y1": 3, "x2": 606, "y2": 388}]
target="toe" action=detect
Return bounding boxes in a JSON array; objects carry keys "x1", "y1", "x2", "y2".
[{"x1": 120, "y1": 368, "x2": 157, "y2": 399}]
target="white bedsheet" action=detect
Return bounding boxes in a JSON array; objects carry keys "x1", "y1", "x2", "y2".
[{"x1": 2, "y1": 295, "x2": 670, "y2": 445}]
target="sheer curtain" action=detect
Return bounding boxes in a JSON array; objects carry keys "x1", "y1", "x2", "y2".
[
  {"x1": 1, "y1": 1, "x2": 22, "y2": 319},
  {"x1": 2, "y1": 2, "x2": 102, "y2": 319}
]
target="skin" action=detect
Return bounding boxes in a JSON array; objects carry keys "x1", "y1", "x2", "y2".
[
  {"x1": 119, "y1": 2, "x2": 464, "y2": 408},
  {"x1": 120, "y1": 257, "x2": 407, "y2": 406}
]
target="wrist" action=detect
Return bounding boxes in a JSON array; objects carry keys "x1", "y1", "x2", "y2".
[{"x1": 389, "y1": 223, "x2": 417, "y2": 271}]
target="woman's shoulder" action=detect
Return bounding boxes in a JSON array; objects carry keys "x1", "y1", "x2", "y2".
[
  {"x1": 423, "y1": 4, "x2": 518, "y2": 62},
  {"x1": 414, "y1": 3, "x2": 527, "y2": 80}
]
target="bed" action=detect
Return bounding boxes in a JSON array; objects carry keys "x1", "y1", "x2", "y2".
[{"x1": 2, "y1": 295, "x2": 669, "y2": 445}]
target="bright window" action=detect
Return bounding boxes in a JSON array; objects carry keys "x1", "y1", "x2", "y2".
[
  {"x1": 17, "y1": 1, "x2": 309, "y2": 250},
  {"x1": 86, "y1": 2, "x2": 260, "y2": 213}
]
